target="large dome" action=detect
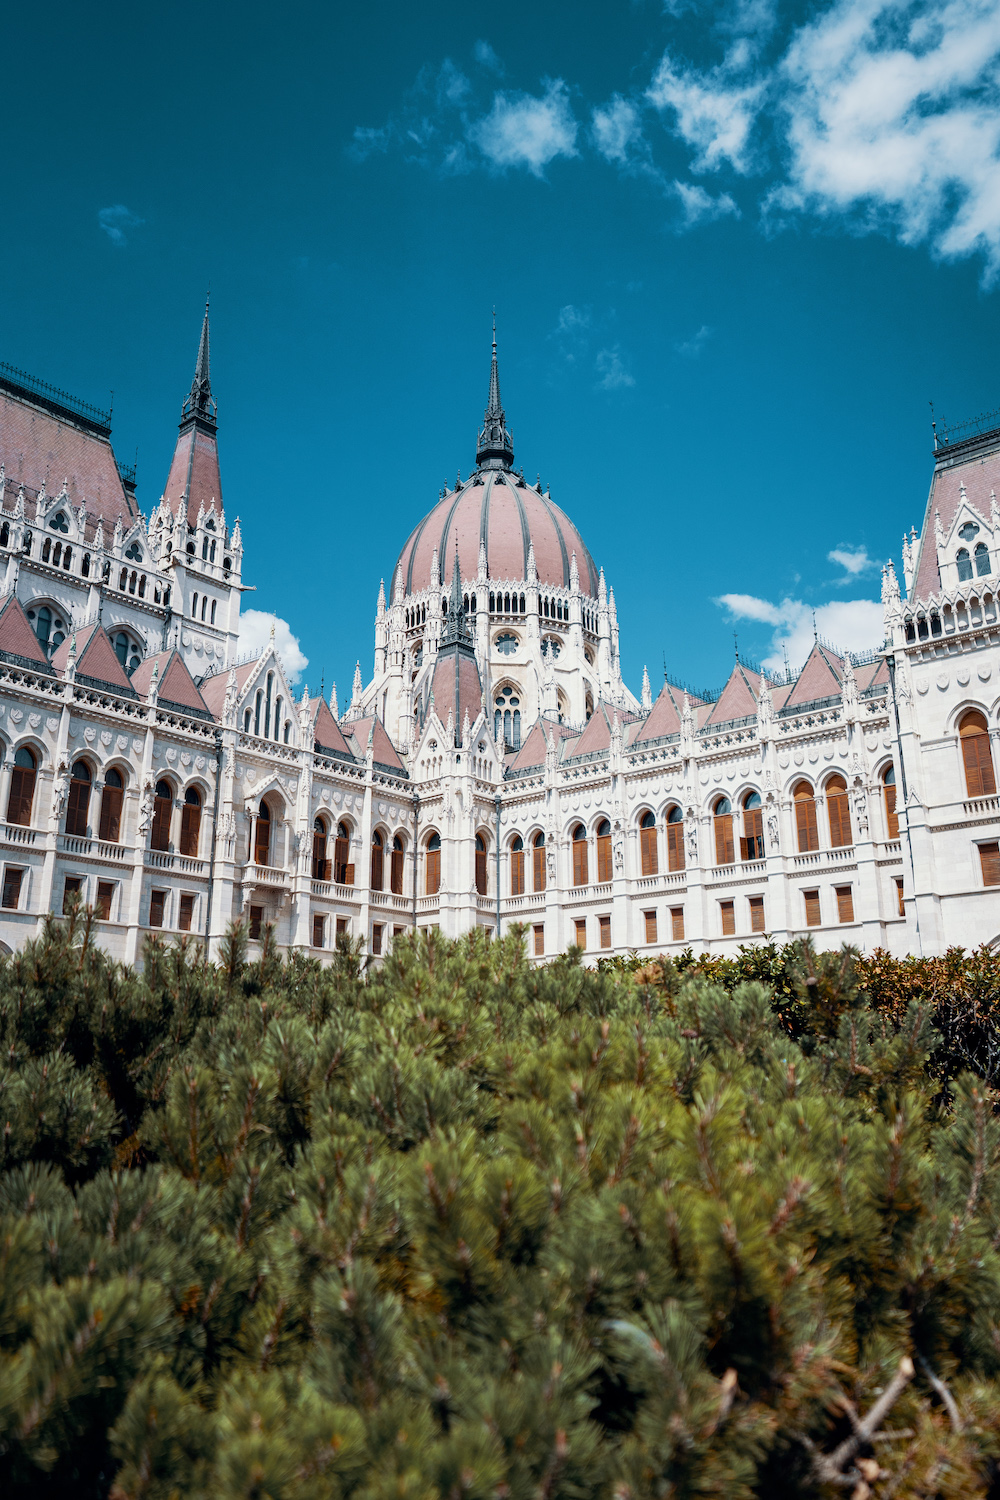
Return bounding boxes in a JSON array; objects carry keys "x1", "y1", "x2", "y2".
[{"x1": 394, "y1": 470, "x2": 600, "y2": 597}]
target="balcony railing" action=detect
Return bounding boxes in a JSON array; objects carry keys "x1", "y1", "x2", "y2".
[
  {"x1": 964, "y1": 795, "x2": 999, "y2": 819},
  {"x1": 145, "y1": 850, "x2": 209, "y2": 877},
  {"x1": 792, "y1": 846, "x2": 855, "y2": 869},
  {"x1": 59, "y1": 833, "x2": 128, "y2": 863},
  {"x1": 0, "y1": 821, "x2": 40, "y2": 848}
]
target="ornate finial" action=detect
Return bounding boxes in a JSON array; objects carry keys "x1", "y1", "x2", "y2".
[
  {"x1": 476, "y1": 315, "x2": 514, "y2": 470},
  {"x1": 376, "y1": 578, "x2": 386, "y2": 617},
  {"x1": 641, "y1": 665, "x2": 651, "y2": 710},
  {"x1": 181, "y1": 297, "x2": 216, "y2": 429},
  {"x1": 440, "y1": 547, "x2": 472, "y2": 649},
  {"x1": 269, "y1": 617, "x2": 276, "y2": 641},
  {"x1": 352, "y1": 661, "x2": 363, "y2": 703},
  {"x1": 430, "y1": 546, "x2": 439, "y2": 589},
  {"x1": 330, "y1": 680, "x2": 338, "y2": 717}
]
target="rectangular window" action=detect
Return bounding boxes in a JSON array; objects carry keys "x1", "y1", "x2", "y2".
[
  {"x1": 372, "y1": 923, "x2": 383, "y2": 956},
  {"x1": 670, "y1": 906, "x2": 685, "y2": 941},
  {"x1": 574, "y1": 917, "x2": 587, "y2": 948},
  {"x1": 980, "y1": 842, "x2": 1000, "y2": 887},
  {"x1": 666, "y1": 822, "x2": 685, "y2": 872},
  {"x1": 836, "y1": 885, "x2": 855, "y2": 923},
  {"x1": 828, "y1": 789, "x2": 853, "y2": 848},
  {"x1": 313, "y1": 913, "x2": 325, "y2": 948},
  {"x1": 720, "y1": 899, "x2": 735, "y2": 936},
  {"x1": 426, "y1": 848, "x2": 441, "y2": 894},
  {"x1": 62, "y1": 875, "x2": 84, "y2": 914},
  {"x1": 2, "y1": 867, "x2": 23, "y2": 909},
  {"x1": 599, "y1": 914, "x2": 611, "y2": 949},
  {"x1": 510, "y1": 846, "x2": 525, "y2": 895},
  {"x1": 894, "y1": 876, "x2": 905, "y2": 916},
  {"x1": 533, "y1": 923, "x2": 544, "y2": 956},
  {"x1": 803, "y1": 889, "x2": 821, "y2": 927},
  {"x1": 336, "y1": 917, "x2": 348, "y2": 937},
  {"x1": 393, "y1": 925, "x2": 404, "y2": 937},
  {"x1": 640, "y1": 825, "x2": 658, "y2": 876},
  {"x1": 149, "y1": 888, "x2": 166, "y2": 928},
  {"x1": 248, "y1": 904, "x2": 263, "y2": 940},
  {"x1": 748, "y1": 895, "x2": 765, "y2": 933},
  {"x1": 644, "y1": 910, "x2": 657, "y2": 945},
  {"x1": 178, "y1": 893, "x2": 195, "y2": 932},
  {"x1": 96, "y1": 880, "x2": 115, "y2": 921},
  {"x1": 741, "y1": 806, "x2": 764, "y2": 862}
]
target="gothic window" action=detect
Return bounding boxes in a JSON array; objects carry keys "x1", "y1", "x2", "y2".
[
  {"x1": 541, "y1": 637, "x2": 561, "y2": 659},
  {"x1": 713, "y1": 798, "x2": 734, "y2": 866},
  {"x1": 475, "y1": 834, "x2": 487, "y2": 895},
  {"x1": 426, "y1": 832, "x2": 441, "y2": 895},
  {"x1": 793, "y1": 781, "x2": 819, "y2": 853},
  {"x1": 335, "y1": 821, "x2": 352, "y2": 885},
  {"x1": 211, "y1": 600, "x2": 217, "y2": 624},
  {"x1": 960, "y1": 710, "x2": 997, "y2": 798},
  {"x1": 192, "y1": 593, "x2": 199, "y2": 618},
  {"x1": 206, "y1": 518, "x2": 216, "y2": 531},
  {"x1": 958, "y1": 521, "x2": 980, "y2": 542},
  {"x1": 371, "y1": 829, "x2": 384, "y2": 891},
  {"x1": 254, "y1": 690, "x2": 263, "y2": 737},
  {"x1": 119, "y1": 567, "x2": 128, "y2": 589},
  {"x1": 254, "y1": 801, "x2": 271, "y2": 866},
  {"x1": 66, "y1": 761, "x2": 92, "y2": 838},
  {"x1": 200, "y1": 596, "x2": 207, "y2": 621},
  {"x1": 312, "y1": 818, "x2": 329, "y2": 880},
  {"x1": 210, "y1": 540, "x2": 216, "y2": 562},
  {"x1": 391, "y1": 834, "x2": 405, "y2": 894},
  {"x1": 957, "y1": 548, "x2": 973, "y2": 581},
  {"x1": 640, "y1": 810, "x2": 658, "y2": 876},
  {"x1": 585, "y1": 692, "x2": 594, "y2": 721},
  {"x1": 975, "y1": 542, "x2": 991, "y2": 576},
  {"x1": 62, "y1": 547, "x2": 72, "y2": 570},
  {"x1": 48, "y1": 511, "x2": 69, "y2": 534},
  {"x1": 666, "y1": 804, "x2": 685, "y2": 872},
  {"x1": 99, "y1": 767, "x2": 124, "y2": 844},
  {"x1": 151, "y1": 780, "x2": 173, "y2": 851},
  {"x1": 283, "y1": 721, "x2": 290, "y2": 744},
  {"x1": 114, "y1": 633, "x2": 129, "y2": 669},
  {"x1": 741, "y1": 792, "x2": 764, "y2": 861},
  {"x1": 494, "y1": 685, "x2": 521, "y2": 750},
  {"x1": 264, "y1": 674, "x2": 274, "y2": 739},
  {"x1": 224, "y1": 556, "x2": 232, "y2": 574},
  {"x1": 137, "y1": 573, "x2": 145, "y2": 596},
  {"x1": 533, "y1": 831, "x2": 545, "y2": 892},
  {"x1": 52, "y1": 543, "x2": 62, "y2": 567},
  {"x1": 0, "y1": 523, "x2": 8, "y2": 547},
  {"x1": 81, "y1": 552, "x2": 90, "y2": 577},
  {"x1": 7, "y1": 746, "x2": 37, "y2": 826},
  {"x1": 883, "y1": 764, "x2": 898, "y2": 839},
  {"x1": 33, "y1": 606, "x2": 52, "y2": 653},
  {"x1": 572, "y1": 824, "x2": 588, "y2": 887},
  {"x1": 180, "y1": 787, "x2": 202, "y2": 857},
  {"x1": 827, "y1": 775, "x2": 852, "y2": 847},
  {"x1": 510, "y1": 835, "x2": 525, "y2": 895},
  {"x1": 274, "y1": 697, "x2": 283, "y2": 742},
  {"x1": 495, "y1": 633, "x2": 518, "y2": 655},
  {"x1": 202, "y1": 537, "x2": 209, "y2": 560},
  {"x1": 243, "y1": 709, "x2": 251, "y2": 734}
]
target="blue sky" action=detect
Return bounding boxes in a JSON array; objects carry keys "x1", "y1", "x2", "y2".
[{"x1": 3, "y1": 0, "x2": 1000, "y2": 697}]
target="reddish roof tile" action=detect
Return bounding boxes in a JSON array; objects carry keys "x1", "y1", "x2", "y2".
[
  {"x1": 51, "y1": 622, "x2": 133, "y2": 692},
  {"x1": 346, "y1": 715, "x2": 406, "y2": 770},
  {"x1": 131, "y1": 649, "x2": 210, "y2": 714},
  {"x1": 701, "y1": 664, "x2": 761, "y2": 728},
  {"x1": 0, "y1": 594, "x2": 50, "y2": 666},
  {"x1": 634, "y1": 682, "x2": 703, "y2": 743},
  {"x1": 912, "y1": 436, "x2": 1000, "y2": 601},
  {"x1": 429, "y1": 649, "x2": 483, "y2": 735},
  {"x1": 161, "y1": 423, "x2": 223, "y2": 528},
  {"x1": 783, "y1": 644, "x2": 844, "y2": 708},
  {"x1": 856, "y1": 658, "x2": 889, "y2": 691},
  {"x1": 197, "y1": 659, "x2": 260, "y2": 720},
  {"x1": 508, "y1": 716, "x2": 575, "y2": 770},
  {"x1": 311, "y1": 696, "x2": 352, "y2": 756}
]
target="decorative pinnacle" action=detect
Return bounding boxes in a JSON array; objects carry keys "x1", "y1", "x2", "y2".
[
  {"x1": 181, "y1": 296, "x2": 216, "y2": 429},
  {"x1": 476, "y1": 314, "x2": 514, "y2": 470}
]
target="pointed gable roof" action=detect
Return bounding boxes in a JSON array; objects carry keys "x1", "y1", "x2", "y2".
[
  {"x1": 782, "y1": 642, "x2": 844, "y2": 709},
  {"x1": 0, "y1": 594, "x2": 52, "y2": 669},
  {"x1": 634, "y1": 682, "x2": 703, "y2": 743},
  {"x1": 51, "y1": 623, "x2": 135, "y2": 694},
  {"x1": 130, "y1": 649, "x2": 211, "y2": 717},
  {"x1": 346, "y1": 715, "x2": 406, "y2": 772},
  {"x1": 911, "y1": 429, "x2": 1000, "y2": 602},
  {"x1": 701, "y1": 663, "x2": 761, "y2": 728},
  {"x1": 508, "y1": 716, "x2": 575, "y2": 771},
  {"x1": 311, "y1": 696, "x2": 353, "y2": 757},
  {"x1": 856, "y1": 657, "x2": 889, "y2": 691},
  {"x1": 198, "y1": 658, "x2": 260, "y2": 721}
]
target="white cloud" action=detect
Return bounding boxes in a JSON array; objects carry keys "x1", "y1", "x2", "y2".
[
  {"x1": 675, "y1": 323, "x2": 713, "y2": 357},
  {"x1": 98, "y1": 205, "x2": 144, "y2": 247},
  {"x1": 469, "y1": 80, "x2": 579, "y2": 176},
  {"x1": 595, "y1": 346, "x2": 636, "y2": 390},
  {"x1": 673, "y1": 180, "x2": 741, "y2": 224},
  {"x1": 238, "y1": 610, "x2": 309, "y2": 686},
  {"x1": 716, "y1": 592, "x2": 884, "y2": 670},
  {"x1": 473, "y1": 40, "x2": 503, "y2": 73},
  {"x1": 647, "y1": 52, "x2": 763, "y2": 172},
  {"x1": 829, "y1": 545, "x2": 876, "y2": 575},
  {"x1": 592, "y1": 95, "x2": 646, "y2": 166}
]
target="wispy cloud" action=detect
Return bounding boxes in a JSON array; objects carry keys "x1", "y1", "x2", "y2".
[
  {"x1": 828, "y1": 545, "x2": 877, "y2": 577},
  {"x1": 673, "y1": 180, "x2": 740, "y2": 225},
  {"x1": 647, "y1": 51, "x2": 763, "y2": 173},
  {"x1": 675, "y1": 323, "x2": 713, "y2": 357},
  {"x1": 473, "y1": 39, "x2": 503, "y2": 74},
  {"x1": 595, "y1": 346, "x2": 636, "y2": 390},
  {"x1": 238, "y1": 610, "x2": 309, "y2": 686},
  {"x1": 469, "y1": 80, "x2": 578, "y2": 176},
  {"x1": 716, "y1": 591, "x2": 884, "y2": 671},
  {"x1": 98, "y1": 205, "x2": 143, "y2": 247}
]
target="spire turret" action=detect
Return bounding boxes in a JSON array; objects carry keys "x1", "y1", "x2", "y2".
[
  {"x1": 181, "y1": 297, "x2": 216, "y2": 432},
  {"x1": 440, "y1": 548, "x2": 471, "y2": 648},
  {"x1": 475, "y1": 314, "x2": 514, "y2": 470}
]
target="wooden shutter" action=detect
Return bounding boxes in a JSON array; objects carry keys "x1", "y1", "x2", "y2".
[
  {"x1": 371, "y1": 840, "x2": 384, "y2": 891},
  {"x1": 836, "y1": 886, "x2": 854, "y2": 923},
  {"x1": 574, "y1": 918, "x2": 587, "y2": 947},
  {"x1": 640, "y1": 826, "x2": 658, "y2": 876},
  {"x1": 426, "y1": 848, "x2": 440, "y2": 894},
  {"x1": 149, "y1": 890, "x2": 166, "y2": 928},
  {"x1": 151, "y1": 794, "x2": 172, "y2": 852},
  {"x1": 6, "y1": 766, "x2": 35, "y2": 827},
  {"x1": 720, "y1": 900, "x2": 735, "y2": 936},
  {"x1": 644, "y1": 910, "x2": 657, "y2": 944},
  {"x1": 511, "y1": 849, "x2": 525, "y2": 895},
  {"x1": 475, "y1": 848, "x2": 487, "y2": 895},
  {"x1": 666, "y1": 823, "x2": 685, "y2": 872},
  {"x1": 533, "y1": 843, "x2": 546, "y2": 892},
  {"x1": 533, "y1": 924, "x2": 544, "y2": 956},
  {"x1": 714, "y1": 814, "x2": 734, "y2": 867},
  {"x1": 795, "y1": 793, "x2": 819, "y2": 852},
  {"x1": 670, "y1": 907, "x2": 684, "y2": 941},
  {"x1": 98, "y1": 785, "x2": 123, "y2": 844},
  {"x1": 895, "y1": 877, "x2": 905, "y2": 915},
  {"x1": 312, "y1": 914, "x2": 324, "y2": 947},
  {"x1": 828, "y1": 789, "x2": 852, "y2": 847},
  {"x1": 742, "y1": 808, "x2": 763, "y2": 861},
  {"x1": 334, "y1": 836, "x2": 350, "y2": 885},
  {"x1": 962, "y1": 729, "x2": 997, "y2": 798},
  {"x1": 599, "y1": 914, "x2": 611, "y2": 948},
  {"x1": 749, "y1": 896, "x2": 765, "y2": 933},
  {"x1": 66, "y1": 779, "x2": 90, "y2": 838},
  {"x1": 390, "y1": 848, "x2": 404, "y2": 894},
  {"x1": 980, "y1": 842, "x2": 1000, "y2": 887},
  {"x1": 597, "y1": 833, "x2": 612, "y2": 884},
  {"x1": 179, "y1": 803, "x2": 200, "y2": 857},
  {"x1": 884, "y1": 780, "x2": 899, "y2": 839},
  {"x1": 573, "y1": 839, "x2": 588, "y2": 887},
  {"x1": 803, "y1": 889, "x2": 821, "y2": 927}
]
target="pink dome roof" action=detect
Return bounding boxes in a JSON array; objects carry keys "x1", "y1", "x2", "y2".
[{"x1": 394, "y1": 470, "x2": 599, "y2": 597}]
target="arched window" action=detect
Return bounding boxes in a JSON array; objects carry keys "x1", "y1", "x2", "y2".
[
  {"x1": 883, "y1": 765, "x2": 899, "y2": 840},
  {"x1": 114, "y1": 632, "x2": 130, "y2": 669},
  {"x1": 959, "y1": 710, "x2": 997, "y2": 798},
  {"x1": 254, "y1": 801, "x2": 271, "y2": 866},
  {"x1": 793, "y1": 781, "x2": 819, "y2": 853},
  {"x1": 494, "y1": 685, "x2": 521, "y2": 750},
  {"x1": 640, "y1": 811, "x2": 658, "y2": 876},
  {"x1": 975, "y1": 542, "x2": 991, "y2": 576},
  {"x1": 66, "y1": 760, "x2": 92, "y2": 838},
  {"x1": 391, "y1": 834, "x2": 405, "y2": 894},
  {"x1": 180, "y1": 787, "x2": 202, "y2": 857},
  {"x1": 572, "y1": 823, "x2": 588, "y2": 887},
  {"x1": 7, "y1": 745, "x2": 37, "y2": 826},
  {"x1": 264, "y1": 673, "x2": 274, "y2": 739},
  {"x1": 274, "y1": 698, "x2": 283, "y2": 742},
  {"x1": 62, "y1": 547, "x2": 72, "y2": 571},
  {"x1": 151, "y1": 780, "x2": 173, "y2": 851},
  {"x1": 34, "y1": 606, "x2": 52, "y2": 652},
  {"x1": 243, "y1": 709, "x2": 251, "y2": 734},
  {"x1": 99, "y1": 767, "x2": 124, "y2": 844},
  {"x1": 334, "y1": 821, "x2": 352, "y2": 885},
  {"x1": 371, "y1": 829, "x2": 384, "y2": 891},
  {"x1": 81, "y1": 552, "x2": 90, "y2": 577},
  {"x1": 666, "y1": 804, "x2": 685, "y2": 871},
  {"x1": 596, "y1": 818, "x2": 612, "y2": 883},
  {"x1": 42, "y1": 539, "x2": 51, "y2": 563},
  {"x1": 475, "y1": 834, "x2": 487, "y2": 895},
  {"x1": 312, "y1": 818, "x2": 329, "y2": 880},
  {"x1": 713, "y1": 798, "x2": 734, "y2": 866},
  {"x1": 827, "y1": 775, "x2": 852, "y2": 847},
  {"x1": 533, "y1": 831, "x2": 546, "y2": 892},
  {"x1": 211, "y1": 599, "x2": 217, "y2": 624},
  {"x1": 510, "y1": 835, "x2": 525, "y2": 895},
  {"x1": 957, "y1": 548, "x2": 973, "y2": 581},
  {"x1": 0, "y1": 522, "x2": 8, "y2": 547},
  {"x1": 426, "y1": 832, "x2": 441, "y2": 895},
  {"x1": 741, "y1": 792, "x2": 763, "y2": 861},
  {"x1": 254, "y1": 690, "x2": 262, "y2": 737}
]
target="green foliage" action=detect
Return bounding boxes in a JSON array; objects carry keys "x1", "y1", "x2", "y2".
[{"x1": 1, "y1": 919, "x2": 1000, "y2": 1497}]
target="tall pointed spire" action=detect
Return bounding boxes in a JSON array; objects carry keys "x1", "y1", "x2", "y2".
[
  {"x1": 440, "y1": 547, "x2": 471, "y2": 648},
  {"x1": 163, "y1": 297, "x2": 223, "y2": 524},
  {"x1": 181, "y1": 296, "x2": 216, "y2": 431},
  {"x1": 475, "y1": 312, "x2": 514, "y2": 470}
]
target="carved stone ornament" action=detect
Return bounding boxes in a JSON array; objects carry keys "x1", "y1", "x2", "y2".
[{"x1": 29, "y1": 713, "x2": 42, "y2": 730}]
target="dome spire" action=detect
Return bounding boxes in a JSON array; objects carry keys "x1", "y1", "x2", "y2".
[
  {"x1": 181, "y1": 294, "x2": 216, "y2": 431},
  {"x1": 476, "y1": 311, "x2": 514, "y2": 470}
]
